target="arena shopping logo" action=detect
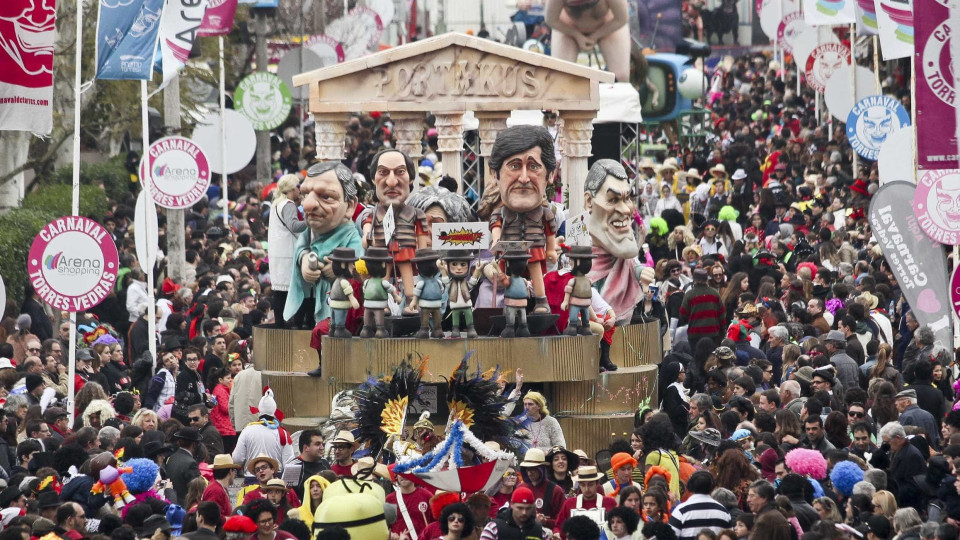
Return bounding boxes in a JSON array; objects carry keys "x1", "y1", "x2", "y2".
[
  {"x1": 154, "y1": 164, "x2": 198, "y2": 182},
  {"x1": 44, "y1": 252, "x2": 102, "y2": 277}
]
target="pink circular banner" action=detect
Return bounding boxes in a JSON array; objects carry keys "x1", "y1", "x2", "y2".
[
  {"x1": 914, "y1": 169, "x2": 960, "y2": 245},
  {"x1": 140, "y1": 136, "x2": 211, "y2": 210},
  {"x1": 27, "y1": 216, "x2": 119, "y2": 312}
]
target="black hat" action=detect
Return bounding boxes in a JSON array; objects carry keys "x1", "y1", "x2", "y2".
[
  {"x1": 143, "y1": 441, "x2": 175, "y2": 458},
  {"x1": 25, "y1": 374, "x2": 44, "y2": 393},
  {"x1": 545, "y1": 446, "x2": 580, "y2": 471},
  {"x1": 361, "y1": 247, "x2": 393, "y2": 263},
  {"x1": 42, "y1": 407, "x2": 67, "y2": 424},
  {"x1": 76, "y1": 349, "x2": 94, "y2": 362},
  {"x1": 412, "y1": 248, "x2": 441, "y2": 262},
  {"x1": 140, "y1": 514, "x2": 172, "y2": 537},
  {"x1": 160, "y1": 336, "x2": 182, "y2": 352},
  {"x1": 442, "y1": 249, "x2": 476, "y2": 262},
  {"x1": 327, "y1": 247, "x2": 358, "y2": 263},
  {"x1": 501, "y1": 249, "x2": 531, "y2": 261},
  {"x1": 206, "y1": 227, "x2": 225, "y2": 240},
  {"x1": 37, "y1": 491, "x2": 59, "y2": 509},
  {"x1": 865, "y1": 515, "x2": 891, "y2": 540},
  {"x1": 173, "y1": 427, "x2": 203, "y2": 443},
  {"x1": 565, "y1": 245, "x2": 597, "y2": 259},
  {"x1": 0, "y1": 487, "x2": 20, "y2": 507}
]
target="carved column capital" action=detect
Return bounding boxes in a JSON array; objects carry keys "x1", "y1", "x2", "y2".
[
  {"x1": 476, "y1": 112, "x2": 508, "y2": 158},
  {"x1": 560, "y1": 112, "x2": 595, "y2": 159},
  {"x1": 390, "y1": 113, "x2": 424, "y2": 161},
  {"x1": 434, "y1": 112, "x2": 464, "y2": 154},
  {"x1": 313, "y1": 113, "x2": 348, "y2": 161}
]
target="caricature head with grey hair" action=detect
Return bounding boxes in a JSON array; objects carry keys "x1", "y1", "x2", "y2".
[
  {"x1": 301, "y1": 161, "x2": 358, "y2": 234},
  {"x1": 406, "y1": 185, "x2": 474, "y2": 225},
  {"x1": 584, "y1": 159, "x2": 638, "y2": 259}
]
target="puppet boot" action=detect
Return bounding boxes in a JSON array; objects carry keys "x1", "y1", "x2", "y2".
[
  {"x1": 359, "y1": 325, "x2": 376, "y2": 338},
  {"x1": 563, "y1": 323, "x2": 579, "y2": 336},
  {"x1": 375, "y1": 326, "x2": 390, "y2": 339},
  {"x1": 517, "y1": 323, "x2": 531, "y2": 338},
  {"x1": 599, "y1": 340, "x2": 618, "y2": 372},
  {"x1": 466, "y1": 325, "x2": 478, "y2": 339},
  {"x1": 579, "y1": 323, "x2": 594, "y2": 336},
  {"x1": 533, "y1": 296, "x2": 550, "y2": 313}
]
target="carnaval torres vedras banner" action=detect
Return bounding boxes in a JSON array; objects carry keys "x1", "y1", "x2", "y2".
[
  {"x1": 913, "y1": 0, "x2": 957, "y2": 170},
  {"x1": 0, "y1": 0, "x2": 57, "y2": 134},
  {"x1": 95, "y1": 0, "x2": 165, "y2": 80},
  {"x1": 869, "y1": 181, "x2": 953, "y2": 347}
]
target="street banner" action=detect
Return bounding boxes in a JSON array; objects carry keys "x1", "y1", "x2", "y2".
[
  {"x1": 431, "y1": 223, "x2": 491, "y2": 251},
  {"x1": 0, "y1": 0, "x2": 57, "y2": 133},
  {"x1": 870, "y1": 181, "x2": 953, "y2": 347},
  {"x1": 27, "y1": 216, "x2": 120, "y2": 313},
  {"x1": 874, "y1": 0, "x2": 913, "y2": 60},
  {"x1": 198, "y1": 0, "x2": 238, "y2": 36},
  {"x1": 777, "y1": 12, "x2": 809, "y2": 54},
  {"x1": 155, "y1": 0, "x2": 209, "y2": 87},
  {"x1": 856, "y1": 0, "x2": 879, "y2": 34},
  {"x1": 803, "y1": 0, "x2": 855, "y2": 26},
  {"x1": 139, "y1": 136, "x2": 211, "y2": 209},
  {"x1": 950, "y1": 263, "x2": 960, "y2": 321},
  {"x1": 914, "y1": 0, "x2": 957, "y2": 170},
  {"x1": 805, "y1": 42, "x2": 851, "y2": 92},
  {"x1": 846, "y1": 95, "x2": 911, "y2": 161},
  {"x1": 95, "y1": 0, "x2": 165, "y2": 80},
  {"x1": 914, "y1": 169, "x2": 960, "y2": 245},
  {"x1": 234, "y1": 72, "x2": 292, "y2": 131}
]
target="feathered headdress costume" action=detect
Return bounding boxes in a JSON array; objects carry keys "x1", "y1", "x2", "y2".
[
  {"x1": 444, "y1": 354, "x2": 516, "y2": 446},
  {"x1": 354, "y1": 356, "x2": 427, "y2": 457}
]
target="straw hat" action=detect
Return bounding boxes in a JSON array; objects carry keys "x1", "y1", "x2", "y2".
[
  {"x1": 247, "y1": 453, "x2": 280, "y2": 475},
  {"x1": 351, "y1": 456, "x2": 391, "y2": 480},
  {"x1": 709, "y1": 163, "x2": 728, "y2": 177},
  {"x1": 572, "y1": 465, "x2": 605, "y2": 482},
  {"x1": 520, "y1": 449, "x2": 547, "y2": 467},
  {"x1": 680, "y1": 168, "x2": 701, "y2": 181},
  {"x1": 658, "y1": 158, "x2": 680, "y2": 173},
  {"x1": 262, "y1": 479, "x2": 288, "y2": 492},
  {"x1": 330, "y1": 431, "x2": 360, "y2": 451},
  {"x1": 212, "y1": 454, "x2": 242, "y2": 470},
  {"x1": 857, "y1": 291, "x2": 879, "y2": 310},
  {"x1": 639, "y1": 157, "x2": 657, "y2": 171}
]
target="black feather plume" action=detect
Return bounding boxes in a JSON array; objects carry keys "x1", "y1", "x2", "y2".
[{"x1": 353, "y1": 355, "x2": 426, "y2": 457}]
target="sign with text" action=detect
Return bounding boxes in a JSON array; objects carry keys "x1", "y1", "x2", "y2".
[
  {"x1": 846, "y1": 95, "x2": 911, "y2": 161},
  {"x1": 139, "y1": 136, "x2": 211, "y2": 209},
  {"x1": 0, "y1": 0, "x2": 57, "y2": 133},
  {"x1": 914, "y1": 0, "x2": 957, "y2": 170},
  {"x1": 805, "y1": 43, "x2": 851, "y2": 93},
  {"x1": 913, "y1": 169, "x2": 960, "y2": 244},
  {"x1": 431, "y1": 222, "x2": 490, "y2": 251},
  {"x1": 27, "y1": 217, "x2": 119, "y2": 312},
  {"x1": 870, "y1": 181, "x2": 953, "y2": 347}
]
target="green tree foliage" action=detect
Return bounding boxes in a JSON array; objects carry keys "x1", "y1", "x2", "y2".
[
  {"x1": 47, "y1": 159, "x2": 132, "y2": 204},
  {"x1": 0, "y1": 209, "x2": 57, "y2": 306},
  {"x1": 23, "y1": 185, "x2": 110, "y2": 224}
]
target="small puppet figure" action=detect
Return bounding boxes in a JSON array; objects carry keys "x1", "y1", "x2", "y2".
[
  {"x1": 326, "y1": 248, "x2": 360, "y2": 338},
  {"x1": 499, "y1": 250, "x2": 532, "y2": 338},
  {"x1": 92, "y1": 464, "x2": 136, "y2": 508},
  {"x1": 561, "y1": 246, "x2": 598, "y2": 336},
  {"x1": 359, "y1": 247, "x2": 402, "y2": 338},
  {"x1": 411, "y1": 249, "x2": 444, "y2": 339},
  {"x1": 360, "y1": 150, "x2": 430, "y2": 314},
  {"x1": 441, "y1": 250, "x2": 483, "y2": 339}
]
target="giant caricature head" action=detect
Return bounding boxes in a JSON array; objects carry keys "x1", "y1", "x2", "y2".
[
  {"x1": 246, "y1": 80, "x2": 284, "y2": 122},
  {"x1": 301, "y1": 161, "x2": 358, "y2": 235},
  {"x1": 0, "y1": 0, "x2": 55, "y2": 87},
  {"x1": 863, "y1": 107, "x2": 895, "y2": 148},
  {"x1": 935, "y1": 173, "x2": 960, "y2": 225},
  {"x1": 584, "y1": 159, "x2": 639, "y2": 259},
  {"x1": 370, "y1": 149, "x2": 416, "y2": 209},
  {"x1": 406, "y1": 185, "x2": 473, "y2": 227},
  {"x1": 489, "y1": 125, "x2": 557, "y2": 213}
]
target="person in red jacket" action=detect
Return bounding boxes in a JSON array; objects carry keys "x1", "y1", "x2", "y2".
[
  {"x1": 386, "y1": 474, "x2": 434, "y2": 538},
  {"x1": 554, "y1": 466, "x2": 618, "y2": 539},
  {"x1": 517, "y1": 449, "x2": 566, "y2": 530}
]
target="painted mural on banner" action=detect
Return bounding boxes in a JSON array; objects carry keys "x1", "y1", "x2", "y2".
[
  {"x1": 27, "y1": 217, "x2": 120, "y2": 313},
  {"x1": 805, "y1": 43, "x2": 851, "y2": 92},
  {"x1": 235, "y1": 72, "x2": 293, "y2": 131},
  {"x1": 914, "y1": 0, "x2": 958, "y2": 170},
  {"x1": 198, "y1": 0, "x2": 238, "y2": 36},
  {"x1": 914, "y1": 169, "x2": 960, "y2": 244},
  {"x1": 0, "y1": 0, "x2": 57, "y2": 133},
  {"x1": 95, "y1": 0, "x2": 165, "y2": 80},
  {"x1": 874, "y1": 0, "x2": 913, "y2": 60},
  {"x1": 777, "y1": 12, "x2": 807, "y2": 54},
  {"x1": 870, "y1": 181, "x2": 953, "y2": 347},
  {"x1": 846, "y1": 95, "x2": 911, "y2": 161},
  {"x1": 803, "y1": 0, "x2": 855, "y2": 26},
  {"x1": 139, "y1": 136, "x2": 211, "y2": 209}
]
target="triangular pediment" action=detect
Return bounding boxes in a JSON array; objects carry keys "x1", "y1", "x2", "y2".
[{"x1": 292, "y1": 32, "x2": 615, "y2": 113}]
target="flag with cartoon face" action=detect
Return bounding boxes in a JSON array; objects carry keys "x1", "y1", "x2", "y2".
[{"x1": 95, "y1": 0, "x2": 165, "y2": 80}]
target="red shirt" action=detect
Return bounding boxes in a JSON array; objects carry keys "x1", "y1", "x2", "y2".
[
  {"x1": 385, "y1": 487, "x2": 434, "y2": 537},
  {"x1": 329, "y1": 462, "x2": 354, "y2": 478},
  {"x1": 517, "y1": 481, "x2": 566, "y2": 529},
  {"x1": 554, "y1": 495, "x2": 618, "y2": 538},
  {"x1": 202, "y1": 480, "x2": 232, "y2": 518},
  {"x1": 241, "y1": 487, "x2": 301, "y2": 509}
]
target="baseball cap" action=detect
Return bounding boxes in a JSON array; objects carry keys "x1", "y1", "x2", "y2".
[{"x1": 511, "y1": 486, "x2": 535, "y2": 505}]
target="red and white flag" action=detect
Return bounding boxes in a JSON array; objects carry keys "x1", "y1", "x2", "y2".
[{"x1": 0, "y1": 0, "x2": 57, "y2": 134}]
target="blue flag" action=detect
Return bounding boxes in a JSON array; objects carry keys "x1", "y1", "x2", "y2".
[{"x1": 95, "y1": 0, "x2": 166, "y2": 80}]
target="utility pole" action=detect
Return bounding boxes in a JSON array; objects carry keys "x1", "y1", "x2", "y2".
[
  {"x1": 165, "y1": 76, "x2": 186, "y2": 282},
  {"x1": 255, "y1": 9, "x2": 272, "y2": 183}
]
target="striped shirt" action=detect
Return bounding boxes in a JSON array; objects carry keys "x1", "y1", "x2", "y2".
[{"x1": 668, "y1": 494, "x2": 732, "y2": 540}]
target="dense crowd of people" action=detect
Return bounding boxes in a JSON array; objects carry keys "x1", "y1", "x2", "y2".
[{"x1": 0, "y1": 22, "x2": 942, "y2": 540}]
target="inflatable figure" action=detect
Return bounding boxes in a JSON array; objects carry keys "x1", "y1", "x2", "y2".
[{"x1": 545, "y1": 0, "x2": 630, "y2": 81}]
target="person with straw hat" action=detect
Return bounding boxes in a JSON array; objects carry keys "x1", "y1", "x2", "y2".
[
  {"x1": 658, "y1": 158, "x2": 680, "y2": 191},
  {"x1": 554, "y1": 465, "x2": 617, "y2": 536},
  {"x1": 239, "y1": 454, "x2": 301, "y2": 508},
  {"x1": 202, "y1": 454, "x2": 241, "y2": 517},
  {"x1": 517, "y1": 448, "x2": 566, "y2": 529},
  {"x1": 328, "y1": 430, "x2": 359, "y2": 477}
]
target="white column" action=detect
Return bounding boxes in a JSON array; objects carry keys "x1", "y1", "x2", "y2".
[
  {"x1": 434, "y1": 112, "x2": 464, "y2": 192},
  {"x1": 391, "y1": 113, "x2": 424, "y2": 190},
  {"x1": 560, "y1": 111, "x2": 595, "y2": 217},
  {"x1": 314, "y1": 113, "x2": 348, "y2": 161}
]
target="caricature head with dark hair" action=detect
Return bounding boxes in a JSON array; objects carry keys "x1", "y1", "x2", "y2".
[{"x1": 489, "y1": 125, "x2": 557, "y2": 214}]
